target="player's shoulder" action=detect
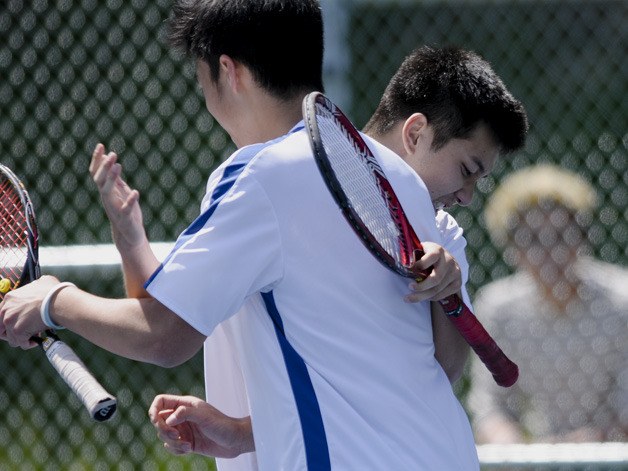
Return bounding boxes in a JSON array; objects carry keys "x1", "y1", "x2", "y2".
[
  {"x1": 364, "y1": 134, "x2": 413, "y2": 168},
  {"x1": 208, "y1": 124, "x2": 310, "y2": 188},
  {"x1": 362, "y1": 133, "x2": 430, "y2": 194},
  {"x1": 242, "y1": 125, "x2": 312, "y2": 175}
]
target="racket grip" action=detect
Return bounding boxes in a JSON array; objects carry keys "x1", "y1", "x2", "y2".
[
  {"x1": 439, "y1": 295, "x2": 519, "y2": 387},
  {"x1": 39, "y1": 332, "x2": 117, "y2": 421}
]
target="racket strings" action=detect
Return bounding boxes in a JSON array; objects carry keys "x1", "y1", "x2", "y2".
[
  {"x1": 316, "y1": 105, "x2": 405, "y2": 267},
  {"x1": 0, "y1": 178, "x2": 29, "y2": 285}
]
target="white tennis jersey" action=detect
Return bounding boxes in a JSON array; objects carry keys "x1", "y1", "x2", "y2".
[{"x1": 146, "y1": 123, "x2": 479, "y2": 470}]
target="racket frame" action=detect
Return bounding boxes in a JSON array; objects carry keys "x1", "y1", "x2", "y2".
[{"x1": 303, "y1": 92, "x2": 518, "y2": 387}]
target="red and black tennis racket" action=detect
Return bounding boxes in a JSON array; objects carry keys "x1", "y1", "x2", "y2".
[
  {"x1": 303, "y1": 92, "x2": 518, "y2": 387},
  {"x1": 0, "y1": 164, "x2": 117, "y2": 420}
]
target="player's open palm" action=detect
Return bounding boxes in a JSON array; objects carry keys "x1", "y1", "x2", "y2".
[
  {"x1": 149, "y1": 394, "x2": 254, "y2": 459},
  {"x1": 89, "y1": 143, "x2": 145, "y2": 252}
]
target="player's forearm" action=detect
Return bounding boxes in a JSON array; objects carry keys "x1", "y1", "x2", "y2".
[
  {"x1": 229, "y1": 416, "x2": 256, "y2": 457},
  {"x1": 51, "y1": 287, "x2": 204, "y2": 367},
  {"x1": 117, "y1": 238, "x2": 161, "y2": 298},
  {"x1": 431, "y1": 300, "x2": 470, "y2": 383}
]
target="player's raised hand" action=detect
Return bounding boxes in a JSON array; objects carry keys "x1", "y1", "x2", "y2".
[{"x1": 89, "y1": 143, "x2": 145, "y2": 250}]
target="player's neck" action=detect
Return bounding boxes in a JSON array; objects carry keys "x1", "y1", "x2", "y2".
[
  {"x1": 367, "y1": 127, "x2": 405, "y2": 157},
  {"x1": 230, "y1": 94, "x2": 305, "y2": 148}
]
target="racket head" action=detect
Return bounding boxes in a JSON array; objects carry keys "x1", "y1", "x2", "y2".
[
  {"x1": 303, "y1": 94, "x2": 519, "y2": 386},
  {"x1": 303, "y1": 91, "x2": 422, "y2": 279},
  {"x1": 0, "y1": 164, "x2": 40, "y2": 299}
]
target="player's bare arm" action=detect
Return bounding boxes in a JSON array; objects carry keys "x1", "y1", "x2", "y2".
[
  {"x1": 90, "y1": 143, "x2": 159, "y2": 297},
  {"x1": 0, "y1": 275, "x2": 204, "y2": 366},
  {"x1": 404, "y1": 242, "x2": 470, "y2": 381},
  {"x1": 431, "y1": 301, "x2": 470, "y2": 383}
]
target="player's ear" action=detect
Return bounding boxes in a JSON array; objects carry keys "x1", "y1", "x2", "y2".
[
  {"x1": 401, "y1": 113, "x2": 428, "y2": 155},
  {"x1": 218, "y1": 54, "x2": 245, "y2": 93}
]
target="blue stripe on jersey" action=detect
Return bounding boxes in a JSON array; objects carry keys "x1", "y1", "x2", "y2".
[
  {"x1": 261, "y1": 291, "x2": 331, "y2": 470},
  {"x1": 144, "y1": 142, "x2": 265, "y2": 288},
  {"x1": 183, "y1": 161, "x2": 246, "y2": 236},
  {"x1": 145, "y1": 124, "x2": 305, "y2": 289}
]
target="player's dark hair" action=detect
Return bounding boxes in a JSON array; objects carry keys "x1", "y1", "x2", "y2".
[
  {"x1": 168, "y1": 0, "x2": 324, "y2": 100},
  {"x1": 364, "y1": 46, "x2": 528, "y2": 154}
]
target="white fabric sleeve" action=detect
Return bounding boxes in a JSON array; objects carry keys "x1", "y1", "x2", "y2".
[
  {"x1": 435, "y1": 210, "x2": 472, "y2": 309},
  {"x1": 146, "y1": 172, "x2": 283, "y2": 337}
]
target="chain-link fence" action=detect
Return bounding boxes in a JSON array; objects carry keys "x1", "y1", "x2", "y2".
[{"x1": 1, "y1": 0, "x2": 626, "y2": 468}]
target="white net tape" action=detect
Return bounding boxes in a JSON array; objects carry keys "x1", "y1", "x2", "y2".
[{"x1": 477, "y1": 442, "x2": 628, "y2": 469}]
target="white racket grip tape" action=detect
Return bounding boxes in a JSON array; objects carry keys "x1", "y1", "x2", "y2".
[{"x1": 41, "y1": 336, "x2": 117, "y2": 421}]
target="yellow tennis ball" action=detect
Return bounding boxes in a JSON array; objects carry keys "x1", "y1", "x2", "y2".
[{"x1": 0, "y1": 278, "x2": 12, "y2": 294}]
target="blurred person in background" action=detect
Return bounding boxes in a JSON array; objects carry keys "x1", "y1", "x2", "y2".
[{"x1": 468, "y1": 164, "x2": 628, "y2": 444}]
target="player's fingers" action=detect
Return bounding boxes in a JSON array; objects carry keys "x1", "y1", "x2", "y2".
[
  {"x1": 414, "y1": 247, "x2": 460, "y2": 288},
  {"x1": 89, "y1": 143, "x2": 105, "y2": 176},
  {"x1": 405, "y1": 265, "x2": 461, "y2": 300},
  {"x1": 148, "y1": 395, "x2": 171, "y2": 424},
  {"x1": 149, "y1": 394, "x2": 190, "y2": 424},
  {"x1": 163, "y1": 440, "x2": 193, "y2": 455},
  {"x1": 151, "y1": 411, "x2": 189, "y2": 446},
  {"x1": 164, "y1": 405, "x2": 194, "y2": 427},
  {"x1": 429, "y1": 279, "x2": 460, "y2": 302},
  {"x1": 151, "y1": 408, "x2": 196, "y2": 455},
  {"x1": 1, "y1": 298, "x2": 37, "y2": 348},
  {"x1": 404, "y1": 278, "x2": 459, "y2": 303},
  {"x1": 99, "y1": 161, "x2": 121, "y2": 195},
  {"x1": 155, "y1": 409, "x2": 185, "y2": 441},
  {"x1": 404, "y1": 283, "x2": 432, "y2": 303},
  {"x1": 120, "y1": 189, "x2": 140, "y2": 214},
  {"x1": 155, "y1": 423, "x2": 182, "y2": 443},
  {"x1": 4, "y1": 322, "x2": 37, "y2": 349},
  {"x1": 4, "y1": 325, "x2": 38, "y2": 349},
  {"x1": 412, "y1": 249, "x2": 441, "y2": 271},
  {"x1": 92, "y1": 152, "x2": 118, "y2": 189}
]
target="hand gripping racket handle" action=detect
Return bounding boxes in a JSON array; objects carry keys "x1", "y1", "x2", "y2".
[
  {"x1": 439, "y1": 295, "x2": 518, "y2": 387},
  {"x1": 38, "y1": 331, "x2": 117, "y2": 421}
]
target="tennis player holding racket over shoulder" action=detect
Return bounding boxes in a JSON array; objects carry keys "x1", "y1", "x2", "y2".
[{"x1": 1, "y1": 2, "x2": 528, "y2": 470}]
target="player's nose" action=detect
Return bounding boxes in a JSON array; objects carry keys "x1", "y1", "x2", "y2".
[{"x1": 455, "y1": 182, "x2": 475, "y2": 206}]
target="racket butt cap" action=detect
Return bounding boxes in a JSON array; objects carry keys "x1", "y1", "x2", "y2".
[
  {"x1": 494, "y1": 363, "x2": 519, "y2": 388},
  {"x1": 91, "y1": 397, "x2": 117, "y2": 422}
]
